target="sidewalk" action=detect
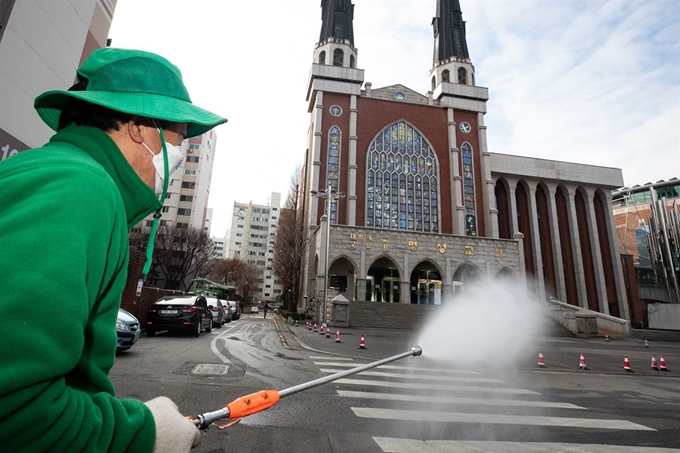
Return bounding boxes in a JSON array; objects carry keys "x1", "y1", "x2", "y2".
[{"x1": 279, "y1": 317, "x2": 421, "y2": 361}]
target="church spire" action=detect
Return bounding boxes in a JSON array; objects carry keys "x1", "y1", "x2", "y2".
[
  {"x1": 432, "y1": 0, "x2": 470, "y2": 64},
  {"x1": 319, "y1": 0, "x2": 355, "y2": 46}
]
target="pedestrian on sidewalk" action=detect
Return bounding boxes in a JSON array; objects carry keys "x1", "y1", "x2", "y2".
[{"x1": 263, "y1": 303, "x2": 269, "y2": 319}]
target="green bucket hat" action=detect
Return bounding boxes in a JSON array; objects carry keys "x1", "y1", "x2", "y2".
[{"x1": 34, "y1": 47, "x2": 227, "y2": 138}]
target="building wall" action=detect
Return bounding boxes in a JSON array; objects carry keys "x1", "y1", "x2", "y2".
[{"x1": 0, "y1": 0, "x2": 116, "y2": 164}]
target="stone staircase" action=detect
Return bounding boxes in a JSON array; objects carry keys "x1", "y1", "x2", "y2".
[
  {"x1": 345, "y1": 301, "x2": 576, "y2": 338},
  {"x1": 347, "y1": 300, "x2": 440, "y2": 330}
]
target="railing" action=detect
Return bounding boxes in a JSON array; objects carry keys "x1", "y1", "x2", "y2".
[{"x1": 546, "y1": 297, "x2": 630, "y2": 336}]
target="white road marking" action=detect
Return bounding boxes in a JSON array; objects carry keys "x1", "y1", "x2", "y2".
[
  {"x1": 354, "y1": 408, "x2": 655, "y2": 431},
  {"x1": 337, "y1": 390, "x2": 586, "y2": 410},
  {"x1": 373, "y1": 438, "x2": 676, "y2": 452},
  {"x1": 309, "y1": 356, "x2": 355, "y2": 361},
  {"x1": 335, "y1": 378, "x2": 539, "y2": 395},
  {"x1": 313, "y1": 362, "x2": 479, "y2": 374},
  {"x1": 320, "y1": 368, "x2": 503, "y2": 383},
  {"x1": 210, "y1": 323, "x2": 240, "y2": 364}
]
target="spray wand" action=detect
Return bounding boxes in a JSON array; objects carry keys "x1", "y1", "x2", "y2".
[{"x1": 187, "y1": 345, "x2": 423, "y2": 431}]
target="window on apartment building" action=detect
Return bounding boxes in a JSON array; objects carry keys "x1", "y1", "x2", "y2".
[
  {"x1": 236, "y1": 233, "x2": 242, "y2": 236},
  {"x1": 177, "y1": 208, "x2": 191, "y2": 216},
  {"x1": 176, "y1": 223, "x2": 189, "y2": 229},
  {"x1": 271, "y1": 216, "x2": 277, "y2": 220},
  {"x1": 180, "y1": 195, "x2": 194, "y2": 202},
  {"x1": 184, "y1": 169, "x2": 196, "y2": 176},
  {"x1": 161, "y1": 206, "x2": 170, "y2": 213},
  {"x1": 237, "y1": 225, "x2": 243, "y2": 228},
  {"x1": 257, "y1": 261, "x2": 266, "y2": 266},
  {"x1": 145, "y1": 220, "x2": 153, "y2": 227},
  {"x1": 188, "y1": 143, "x2": 200, "y2": 152},
  {"x1": 181, "y1": 182, "x2": 195, "y2": 189},
  {"x1": 265, "y1": 285, "x2": 271, "y2": 288},
  {"x1": 165, "y1": 193, "x2": 171, "y2": 199},
  {"x1": 235, "y1": 242, "x2": 241, "y2": 246},
  {"x1": 186, "y1": 156, "x2": 199, "y2": 163}
]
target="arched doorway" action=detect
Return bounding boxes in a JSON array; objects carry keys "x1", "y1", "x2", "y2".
[
  {"x1": 328, "y1": 256, "x2": 357, "y2": 300},
  {"x1": 365, "y1": 256, "x2": 401, "y2": 302},
  {"x1": 452, "y1": 263, "x2": 482, "y2": 293},
  {"x1": 410, "y1": 260, "x2": 443, "y2": 304}
]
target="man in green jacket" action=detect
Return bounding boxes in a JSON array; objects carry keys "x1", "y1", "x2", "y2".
[{"x1": 0, "y1": 48, "x2": 227, "y2": 452}]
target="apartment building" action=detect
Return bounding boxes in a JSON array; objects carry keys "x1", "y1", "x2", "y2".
[
  {"x1": 137, "y1": 130, "x2": 217, "y2": 233},
  {"x1": 226, "y1": 193, "x2": 283, "y2": 301},
  {"x1": 1, "y1": 0, "x2": 117, "y2": 164}
]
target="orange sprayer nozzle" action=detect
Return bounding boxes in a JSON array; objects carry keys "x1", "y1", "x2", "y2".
[{"x1": 225, "y1": 390, "x2": 281, "y2": 419}]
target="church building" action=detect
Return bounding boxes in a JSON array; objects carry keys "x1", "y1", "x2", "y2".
[{"x1": 299, "y1": 0, "x2": 629, "y2": 322}]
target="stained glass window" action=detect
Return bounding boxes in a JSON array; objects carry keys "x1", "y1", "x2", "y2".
[
  {"x1": 327, "y1": 126, "x2": 341, "y2": 224},
  {"x1": 461, "y1": 142, "x2": 477, "y2": 236},
  {"x1": 366, "y1": 121, "x2": 439, "y2": 232}
]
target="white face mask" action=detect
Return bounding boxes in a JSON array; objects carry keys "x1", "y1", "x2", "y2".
[{"x1": 142, "y1": 131, "x2": 184, "y2": 195}]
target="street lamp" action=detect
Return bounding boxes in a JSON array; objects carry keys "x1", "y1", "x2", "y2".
[{"x1": 311, "y1": 181, "x2": 345, "y2": 324}]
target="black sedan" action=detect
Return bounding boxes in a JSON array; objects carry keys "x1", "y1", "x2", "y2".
[
  {"x1": 145, "y1": 295, "x2": 213, "y2": 337},
  {"x1": 116, "y1": 308, "x2": 141, "y2": 351}
]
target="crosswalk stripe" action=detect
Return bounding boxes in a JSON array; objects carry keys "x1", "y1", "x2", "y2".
[
  {"x1": 354, "y1": 408, "x2": 655, "y2": 431},
  {"x1": 313, "y1": 362, "x2": 479, "y2": 374},
  {"x1": 309, "y1": 356, "x2": 354, "y2": 360},
  {"x1": 337, "y1": 390, "x2": 586, "y2": 410},
  {"x1": 335, "y1": 378, "x2": 539, "y2": 395},
  {"x1": 320, "y1": 368, "x2": 503, "y2": 383},
  {"x1": 373, "y1": 438, "x2": 677, "y2": 452}
]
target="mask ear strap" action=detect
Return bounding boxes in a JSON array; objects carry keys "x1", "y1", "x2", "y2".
[{"x1": 142, "y1": 123, "x2": 170, "y2": 276}]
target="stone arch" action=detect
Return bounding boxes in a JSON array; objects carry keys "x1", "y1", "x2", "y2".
[
  {"x1": 458, "y1": 67, "x2": 467, "y2": 84},
  {"x1": 333, "y1": 48, "x2": 343, "y2": 66},
  {"x1": 451, "y1": 262, "x2": 482, "y2": 292},
  {"x1": 494, "y1": 267, "x2": 517, "y2": 281},
  {"x1": 593, "y1": 188, "x2": 619, "y2": 316},
  {"x1": 319, "y1": 51, "x2": 326, "y2": 65},
  {"x1": 431, "y1": 75, "x2": 436, "y2": 91},
  {"x1": 442, "y1": 69, "x2": 450, "y2": 82},
  {"x1": 535, "y1": 181, "x2": 557, "y2": 298},
  {"x1": 410, "y1": 259, "x2": 444, "y2": 304},
  {"x1": 494, "y1": 177, "x2": 512, "y2": 239},
  {"x1": 575, "y1": 185, "x2": 598, "y2": 311},
  {"x1": 350, "y1": 54, "x2": 355, "y2": 68},
  {"x1": 515, "y1": 179, "x2": 535, "y2": 279},
  {"x1": 555, "y1": 184, "x2": 578, "y2": 305},
  {"x1": 365, "y1": 255, "x2": 402, "y2": 303},
  {"x1": 328, "y1": 254, "x2": 358, "y2": 300}
]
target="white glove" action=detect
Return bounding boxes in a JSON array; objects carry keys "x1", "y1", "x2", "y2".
[{"x1": 145, "y1": 397, "x2": 202, "y2": 452}]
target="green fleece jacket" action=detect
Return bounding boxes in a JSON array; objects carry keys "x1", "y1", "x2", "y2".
[{"x1": 0, "y1": 125, "x2": 162, "y2": 452}]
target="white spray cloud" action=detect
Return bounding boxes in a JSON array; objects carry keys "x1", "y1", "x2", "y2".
[{"x1": 417, "y1": 278, "x2": 545, "y2": 367}]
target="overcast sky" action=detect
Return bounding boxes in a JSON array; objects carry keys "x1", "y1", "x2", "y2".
[{"x1": 108, "y1": 0, "x2": 680, "y2": 237}]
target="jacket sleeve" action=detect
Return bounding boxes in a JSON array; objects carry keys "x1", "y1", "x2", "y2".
[{"x1": 0, "y1": 157, "x2": 156, "y2": 452}]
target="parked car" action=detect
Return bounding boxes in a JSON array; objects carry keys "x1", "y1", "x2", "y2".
[
  {"x1": 145, "y1": 295, "x2": 212, "y2": 337},
  {"x1": 116, "y1": 308, "x2": 141, "y2": 352},
  {"x1": 226, "y1": 301, "x2": 241, "y2": 320},
  {"x1": 221, "y1": 302, "x2": 232, "y2": 323},
  {"x1": 207, "y1": 297, "x2": 225, "y2": 328},
  {"x1": 249, "y1": 305, "x2": 259, "y2": 314}
]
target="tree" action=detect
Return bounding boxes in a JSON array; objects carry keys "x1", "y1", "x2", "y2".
[
  {"x1": 272, "y1": 168, "x2": 307, "y2": 311},
  {"x1": 209, "y1": 257, "x2": 260, "y2": 303},
  {"x1": 129, "y1": 225, "x2": 217, "y2": 291}
]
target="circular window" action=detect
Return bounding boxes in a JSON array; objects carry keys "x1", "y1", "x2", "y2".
[
  {"x1": 394, "y1": 92, "x2": 406, "y2": 102},
  {"x1": 329, "y1": 105, "x2": 343, "y2": 117}
]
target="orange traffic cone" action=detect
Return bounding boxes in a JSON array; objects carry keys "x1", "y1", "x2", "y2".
[
  {"x1": 295, "y1": 320, "x2": 298, "y2": 327},
  {"x1": 651, "y1": 356, "x2": 659, "y2": 370},
  {"x1": 605, "y1": 335, "x2": 609, "y2": 342},
  {"x1": 326, "y1": 328, "x2": 331, "y2": 338},
  {"x1": 335, "y1": 331, "x2": 341, "y2": 343},
  {"x1": 313, "y1": 324, "x2": 317, "y2": 332},
  {"x1": 645, "y1": 339, "x2": 649, "y2": 348},
  {"x1": 537, "y1": 352, "x2": 546, "y2": 367},
  {"x1": 579, "y1": 353, "x2": 588, "y2": 370},
  {"x1": 659, "y1": 355, "x2": 668, "y2": 371},
  {"x1": 359, "y1": 335, "x2": 366, "y2": 349},
  {"x1": 306, "y1": 321, "x2": 310, "y2": 330},
  {"x1": 319, "y1": 325, "x2": 325, "y2": 335},
  {"x1": 623, "y1": 356, "x2": 632, "y2": 372}
]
